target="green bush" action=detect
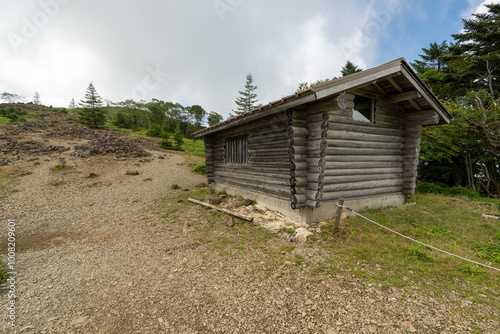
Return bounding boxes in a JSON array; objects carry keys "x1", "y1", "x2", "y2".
[
  {"x1": 0, "y1": 107, "x2": 26, "y2": 122},
  {"x1": 416, "y1": 182, "x2": 480, "y2": 198},
  {"x1": 191, "y1": 163, "x2": 207, "y2": 175},
  {"x1": 146, "y1": 124, "x2": 162, "y2": 137},
  {"x1": 159, "y1": 139, "x2": 174, "y2": 149},
  {"x1": 113, "y1": 111, "x2": 135, "y2": 129},
  {"x1": 174, "y1": 130, "x2": 184, "y2": 147}
]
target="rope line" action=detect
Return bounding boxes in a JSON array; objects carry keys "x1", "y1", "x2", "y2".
[{"x1": 337, "y1": 204, "x2": 500, "y2": 272}]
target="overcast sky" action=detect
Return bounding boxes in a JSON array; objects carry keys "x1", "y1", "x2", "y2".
[{"x1": 0, "y1": 0, "x2": 498, "y2": 119}]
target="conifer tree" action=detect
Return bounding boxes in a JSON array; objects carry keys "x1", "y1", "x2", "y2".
[
  {"x1": 232, "y1": 73, "x2": 259, "y2": 116},
  {"x1": 341, "y1": 60, "x2": 362, "y2": 76},
  {"x1": 32, "y1": 91, "x2": 41, "y2": 105},
  {"x1": 78, "y1": 82, "x2": 106, "y2": 128}
]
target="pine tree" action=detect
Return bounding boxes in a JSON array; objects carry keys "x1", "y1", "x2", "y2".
[
  {"x1": 78, "y1": 82, "x2": 106, "y2": 128},
  {"x1": 69, "y1": 97, "x2": 76, "y2": 109},
  {"x1": 232, "y1": 73, "x2": 259, "y2": 116},
  {"x1": 411, "y1": 41, "x2": 449, "y2": 73},
  {"x1": 341, "y1": 60, "x2": 362, "y2": 76},
  {"x1": 32, "y1": 91, "x2": 41, "y2": 105},
  {"x1": 449, "y1": 3, "x2": 500, "y2": 96}
]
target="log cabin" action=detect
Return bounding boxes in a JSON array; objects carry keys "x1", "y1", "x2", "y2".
[{"x1": 193, "y1": 58, "x2": 452, "y2": 223}]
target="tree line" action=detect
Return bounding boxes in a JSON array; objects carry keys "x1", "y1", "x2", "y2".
[{"x1": 413, "y1": 3, "x2": 500, "y2": 198}]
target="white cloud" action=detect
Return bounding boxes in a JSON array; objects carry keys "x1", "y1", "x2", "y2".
[
  {"x1": 0, "y1": 0, "x2": 456, "y2": 119},
  {"x1": 461, "y1": 0, "x2": 500, "y2": 19}
]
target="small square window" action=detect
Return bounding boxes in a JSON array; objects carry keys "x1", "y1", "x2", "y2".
[
  {"x1": 225, "y1": 136, "x2": 248, "y2": 164},
  {"x1": 352, "y1": 95, "x2": 375, "y2": 123}
]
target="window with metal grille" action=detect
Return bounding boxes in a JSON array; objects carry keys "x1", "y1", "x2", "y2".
[{"x1": 225, "y1": 136, "x2": 248, "y2": 164}]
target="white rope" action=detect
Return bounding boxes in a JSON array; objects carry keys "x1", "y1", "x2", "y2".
[{"x1": 337, "y1": 204, "x2": 500, "y2": 272}]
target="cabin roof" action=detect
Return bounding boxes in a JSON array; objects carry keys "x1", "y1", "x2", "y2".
[{"x1": 193, "y1": 58, "x2": 452, "y2": 138}]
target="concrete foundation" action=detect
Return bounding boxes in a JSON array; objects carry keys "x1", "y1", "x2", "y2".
[{"x1": 215, "y1": 183, "x2": 404, "y2": 224}]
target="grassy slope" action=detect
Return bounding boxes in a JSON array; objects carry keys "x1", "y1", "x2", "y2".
[
  {"x1": 315, "y1": 194, "x2": 500, "y2": 307},
  {"x1": 155, "y1": 187, "x2": 500, "y2": 320}
]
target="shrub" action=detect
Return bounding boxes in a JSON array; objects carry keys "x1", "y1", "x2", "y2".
[
  {"x1": 173, "y1": 130, "x2": 184, "y2": 147},
  {"x1": 416, "y1": 182, "x2": 480, "y2": 198},
  {"x1": 146, "y1": 124, "x2": 162, "y2": 137},
  {"x1": 159, "y1": 139, "x2": 174, "y2": 149},
  {"x1": 191, "y1": 163, "x2": 207, "y2": 175},
  {"x1": 0, "y1": 107, "x2": 26, "y2": 122}
]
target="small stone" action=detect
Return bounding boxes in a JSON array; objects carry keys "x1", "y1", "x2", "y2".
[
  {"x1": 326, "y1": 328, "x2": 337, "y2": 334},
  {"x1": 209, "y1": 197, "x2": 223, "y2": 205},
  {"x1": 243, "y1": 199, "x2": 253, "y2": 206},
  {"x1": 143, "y1": 178, "x2": 152, "y2": 182},
  {"x1": 125, "y1": 170, "x2": 139, "y2": 176},
  {"x1": 20, "y1": 326, "x2": 35, "y2": 332},
  {"x1": 401, "y1": 321, "x2": 417, "y2": 333},
  {"x1": 284, "y1": 260, "x2": 292, "y2": 266},
  {"x1": 87, "y1": 172, "x2": 98, "y2": 178},
  {"x1": 73, "y1": 316, "x2": 88, "y2": 325},
  {"x1": 234, "y1": 267, "x2": 244, "y2": 276},
  {"x1": 304, "y1": 299, "x2": 313, "y2": 306},
  {"x1": 225, "y1": 217, "x2": 235, "y2": 227}
]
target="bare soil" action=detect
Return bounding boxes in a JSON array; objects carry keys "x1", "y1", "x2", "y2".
[{"x1": 0, "y1": 111, "x2": 499, "y2": 333}]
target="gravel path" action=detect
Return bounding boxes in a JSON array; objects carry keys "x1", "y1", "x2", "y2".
[{"x1": 0, "y1": 114, "x2": 499, "y2": 333}]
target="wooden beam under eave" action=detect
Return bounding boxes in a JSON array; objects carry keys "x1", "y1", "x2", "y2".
[
  {"x1": 409, "y1": 99, "x2": 423, "y2": 111},
  {"x1": 386, "y1": 90, "x2": 422, "y2": 104},
  {"x1": 387, "y1": 77, "x2": 404, "y2": 93},
  {"x1": 373, "y1": 82, "x2": 387, "y2": 96}
]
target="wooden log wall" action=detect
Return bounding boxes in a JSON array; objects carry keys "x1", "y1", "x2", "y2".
[
  {"x1": 212, "y1": 112, "x2": 292, "y2": 199},
  {"x1": 401, "y1": 122, "x2": 422, "y2": 195},
  {"x1": 320, "y1": 93, "x2": 405, "y2": 202},
  {"x1": 305, "y1": 112, "x2": 329, "y2": 208},
  {"x1": 288, "y1": 110, "x2": 309, "y2": 209},
  {"x1": 204, "y1": 136, "x2": 216, "y2": 183}
]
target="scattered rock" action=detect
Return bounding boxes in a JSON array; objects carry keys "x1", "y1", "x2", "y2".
[
  {"x1": 243, "y1": 199, "x2": 253, "y2": 206},
  {"x1": 73, "y1": 316, "x2": 88, "y2": 325},
  {"x1": 158, "y1": 155, "x2": 165, "y2": 159},
  {"x1": 87, "y1": 172, "x2": 98, "y2": 178},
  {"x1": 326, "y1": 328, "x2": 337, "y2": 334},
  {"x1": 304, "y1": 299, "x2": 313, "y2": 306},
  {"x1": 225, "y1": 217, "x2": 235, "y2": 227},
  {"x1": 459, "y1": 196, "x2": 471, "y2": 202},
  {"x1": 234, "y1": 267, "x2": 244, "y2": 276},
  {"x1": 125, "y1": 170, "x2": 139, "y2": 176},
  {"x1": 143, "y1": 178, "x2": 153, "y2": 182},
  {"x1": 197, "y1": 182, "x2": 207, "y2": 188},
  {"x1": 401, "y1": 321, "x2": 417, "y2": 333},
  {"x1": 209, "y1": 197, "x2": 223, "y2": 205},
  {"x1": 291, "y1": 227, "x2": 313, "y2": 243}
]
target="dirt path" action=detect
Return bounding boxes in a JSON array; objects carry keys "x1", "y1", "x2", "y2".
[{"x1": 0, "y1": 112, "x2": 499, "y2": 333}]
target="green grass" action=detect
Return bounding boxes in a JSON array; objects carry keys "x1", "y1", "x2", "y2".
[
  {"x1": 319, "y1": 193, "x2": 500, "y2": 307},
  {"x1": 191, "y1": 163, "x2": 207, "y2": 175},
  {"x1": 149, "y1": 187, "x2": 500, "y2": 312},
  {"x1": 0, "y1": 116, "x2": 11, "y2": 124},
  {"x1": 51, "y1": 164, "x2": 72, "y2": 171},
  {"x1": 0, "y1": 166, "x2": 21, "y2": 198},
  {"x1": 181, "y1": 138, "x2": 205, "y2": 157}
]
